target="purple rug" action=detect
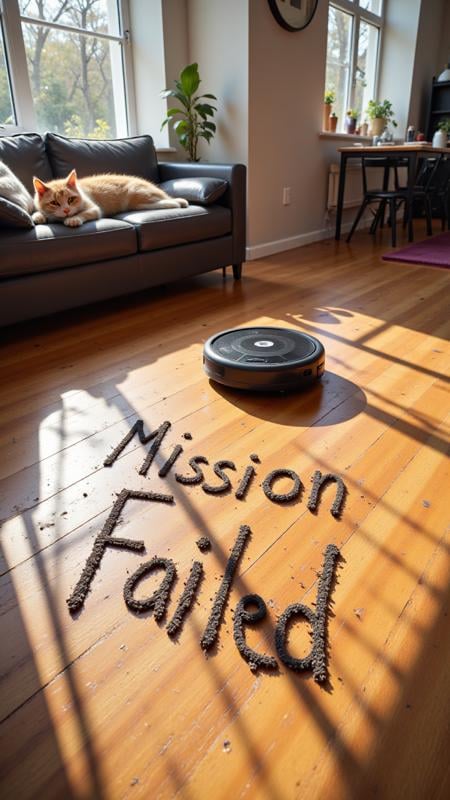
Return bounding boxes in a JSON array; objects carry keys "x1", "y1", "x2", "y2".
[{"x1": 382, "y1": 231, "x2": 450, "y2": 269}]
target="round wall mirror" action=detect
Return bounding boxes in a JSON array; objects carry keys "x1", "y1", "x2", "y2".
[{"x1": 268, "y1": 0, "x2": 319, "y2": 32}]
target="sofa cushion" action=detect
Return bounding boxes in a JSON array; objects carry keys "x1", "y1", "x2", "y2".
[
  {"x1": 0, "y1": 133, "x2": 53, "y2": 194},
  {"x1": 0, "y1": 197, "x2": 34, "y2": 229},
  {"x1": 116, "y1": 204, "x2": 231, "y2": 252},
  {"x1": 159, "y1": 177, "x2": 228, "y2": 205},
  {"x1": 45, "y1": 133, "x2": 159, "y2": 183},
  {"x1": 0, "y1": 218, "x2": 137, "y2": 278}
]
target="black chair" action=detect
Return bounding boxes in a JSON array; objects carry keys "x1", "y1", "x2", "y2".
[
  {"x1": 426, "y1": 157, "x2": 450, "y2": 230},
  {"x1": 401, "y1": 155, "x2": 443, "y2": 236},
  {"x1": 347, "y1": 155, "x2": 445, "y2": 246},
  {"x1": 347, "y1": 156, "x2": 408, "y2": 247}
]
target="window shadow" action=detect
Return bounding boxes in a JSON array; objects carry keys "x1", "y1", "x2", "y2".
[{"x1": 0, "y1": 547, "x2": 77, "y2": 799}]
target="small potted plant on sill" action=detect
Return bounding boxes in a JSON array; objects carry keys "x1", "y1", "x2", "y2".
[
  {"x1": 329, "y1": 111, "x2": 338, "y2": 133},
  {"x1": 323, "y1": 89, "x2": 335, "y2": 132},
  {"x1": 366, "y1": 99, "x2": 397, "y2": 137},
  {"x1": 345, "y1": 109, "x2": 358, "y2": 135},
  {"x1": 433, "y1": 119, "x2": 450, "y2": 148}
]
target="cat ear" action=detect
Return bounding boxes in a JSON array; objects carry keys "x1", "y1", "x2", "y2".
[
  {"x1": 33, "y1": 177, "x2": 49, "y2": 197},
  {"x1": 66, "y1": 169, "x2": 78, "y2": 189}
]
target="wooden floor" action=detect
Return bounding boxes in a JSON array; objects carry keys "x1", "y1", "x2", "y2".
[{"x1": 0, "y1": 223, "x2": 449, "y2": 800}]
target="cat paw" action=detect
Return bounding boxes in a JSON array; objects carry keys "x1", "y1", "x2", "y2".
[
  {"x1": 64, "y1": 216, "x2": 83, "y2": 227},
  {"x1": 175, "y1": 198, "x2": 189, "y2": 208},
  {"x1": 32, "y1": 211, "x2": 47, "y2": 225}
]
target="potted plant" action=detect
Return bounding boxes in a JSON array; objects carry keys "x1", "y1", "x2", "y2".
[
  {"x1": 161, "y1": 63, "x2": 217, "y2": 162},
  {"x1": 345, "y1": 109, "x2": 358, "y2": 135},
  {"x1": 366, "y1": 99, "x2": 397, "y2": 137},
  {"x1": 323, "y1": 90, "x2": 335, "y2": 132},
  {"x1": 433, "y1": 118, "x2": 450, "y2": 148},
  {"x1": 329, "y1": 111, "x2": 338, "y2": 133}
]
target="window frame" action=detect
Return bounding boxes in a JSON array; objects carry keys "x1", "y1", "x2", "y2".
[
  {"x1": 0, "y1": 0, "x2": 136, "y2": 136},
  {"x1": 326, "y1": 0, "x2": 385, "y2": 126}
]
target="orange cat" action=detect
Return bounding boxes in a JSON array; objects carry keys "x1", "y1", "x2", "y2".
[{"x1": 32, "y1": 169, "x2": 188, "y2": 226}]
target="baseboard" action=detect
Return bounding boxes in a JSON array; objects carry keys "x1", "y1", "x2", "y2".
[{"x1": 245, "y1": 217, "x2": 370, "y2": 261}]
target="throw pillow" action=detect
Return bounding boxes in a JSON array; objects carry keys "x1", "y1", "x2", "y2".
[
  {"x1": 158, "y1": 177, "x2": 228, "y2": 205},
  {"x1": 0, "y1": 196, "x2": 34, "y2": 229},
  {"x1": 45, "y1": 133, "x2": 159, "y2": 183},
  {"x1": 0, "y1": 133, "x2": 52, "y2": 194}
]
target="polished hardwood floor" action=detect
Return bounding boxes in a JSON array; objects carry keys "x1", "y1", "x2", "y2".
[{"x1": 0, "y1": 223, "x2": 449, "y2": 800}]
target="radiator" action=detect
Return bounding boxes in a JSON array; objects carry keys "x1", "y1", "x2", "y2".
[{"x1": 327, "y1": 163, "x2": 364, "y2": 211}]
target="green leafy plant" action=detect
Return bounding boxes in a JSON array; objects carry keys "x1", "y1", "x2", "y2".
[
  {"x1": 346, "y1": 109, "x2": 359, "y2": 120},
  {"x1": 366, "y1": 99, "x2": 398, "y2": 127},
  {"x1": 324, "y1": 89, "x2": 336, "y2": 105},
  {"x1": 437, "y1": 118, "x2": 450, "y2": 134},
  {"x1": 161, "y1": 63, "x2": 217, "y2": 162}
]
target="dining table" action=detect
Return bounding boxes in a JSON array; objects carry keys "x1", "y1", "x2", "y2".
[{"x1": 334, "y1": 142, "x2": 450, "y2": 242}]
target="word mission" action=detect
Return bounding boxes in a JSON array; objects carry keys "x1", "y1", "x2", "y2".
[{"x1": 66, "y1": 419, "x2": 347, "y2": 682}]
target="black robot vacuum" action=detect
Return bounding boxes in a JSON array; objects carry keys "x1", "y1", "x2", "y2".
[{"x1": 203, "y1": 327, "x2": 325, "y2": 392}]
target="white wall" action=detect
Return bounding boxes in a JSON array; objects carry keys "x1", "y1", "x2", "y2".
[
  {"x1": 129, "y1": 0, "x2": 168, "y2": 148},
  {"x1": 161, "y1": 0, "x2": 189, "y2": 157},
  {"x1": 438, "y1": 1, "x2": 450, "y2": 71},
  {"x1": 408, "y1": 0, "x2": 448, "y2": 133},
  {"x1": 247, "y1": 0, "x2": 330, "y2": 253},
  {"x1": 186, "y1": 0, "x2": 249, "y2": 165}
]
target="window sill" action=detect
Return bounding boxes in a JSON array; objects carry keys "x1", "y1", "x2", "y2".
[
  {"x1": 319, "y1": 131, "x2": 372, "y2": 143},
  {"x1": 155, "y1": 147, "x2": 177, "y2": 154}
]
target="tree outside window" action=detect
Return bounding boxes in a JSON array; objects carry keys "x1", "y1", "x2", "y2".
[
  {"x1": 0, "y1": 21, "x2": 15, "y2": 125},
  {"x1": 1, "y1": 0, "x2": 131, "y2": 138}
]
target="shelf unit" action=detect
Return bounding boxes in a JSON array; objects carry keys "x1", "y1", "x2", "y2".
[{"x1": 426, "y1": 78, "x2": 450, "y2": 140}]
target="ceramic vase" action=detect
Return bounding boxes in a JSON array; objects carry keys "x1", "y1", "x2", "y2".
[
  {"x1": 432, "y1": 129, "x2": 448, "y2": 148},
  {"x1": 345, "y1": 116, "x2": 357, "y2": 134}
]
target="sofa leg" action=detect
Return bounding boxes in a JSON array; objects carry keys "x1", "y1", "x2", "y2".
[
  {"x1": 222, "y1": 266, "x2": 227, "y2": 278},
  {"x1": 232, "y1": 263, "x2": 242, "y2": 280}
]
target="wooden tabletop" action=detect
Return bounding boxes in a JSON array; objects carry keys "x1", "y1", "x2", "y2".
[{"x1": 338, "y1": 143, "x2": 450, "y2": 154}]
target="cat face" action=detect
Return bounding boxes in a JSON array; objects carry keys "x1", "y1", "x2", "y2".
[{"x1": 33, "y1": 169, "x2": 83, "y2": 219}]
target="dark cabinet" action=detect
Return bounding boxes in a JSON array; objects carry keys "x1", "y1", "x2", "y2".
[{"x1": 427, "y1": 78, "x2": 450, "y2": 141}]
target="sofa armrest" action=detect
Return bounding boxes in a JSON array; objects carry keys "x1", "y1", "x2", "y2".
[{"x1": 158, "y1": 162, "x2": 246, "y2": 265}]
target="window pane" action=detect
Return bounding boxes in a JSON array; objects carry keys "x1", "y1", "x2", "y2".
[
  {"x1": 359, "y1": 0, "x2": 383, "y2": 15},
  {"x1": 0, "y1": 22, "x2": 15, "y2": 125},
  {"x1": 325, "y1": 5, "x2": 353, "y2": 130},
  {"x1": 354, "y1": 20, "x2": 379, "y2": 122},
  {"x1": 19, "y1": 0, "x2": 120, "y2": 37},
  {"x1": 22, "y1": 22, "x2": 126, "y2": 137}
]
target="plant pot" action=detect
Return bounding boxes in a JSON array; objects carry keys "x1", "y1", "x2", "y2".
[
  {"x1": 329, "y1": 115, "x2": 338, "y2": 133},
  {"x1": 323, "y1": 103, "x2": 332, "y2": 131},
  {"x1": 369, "y1": 117, "x2": 386, "y2": 137},
  {"x1": 432, "y1": 129, "x2": 448, "y2": 148},
  {"x1": 345, "y1": 116, "x2": 357, "y2": 135}
]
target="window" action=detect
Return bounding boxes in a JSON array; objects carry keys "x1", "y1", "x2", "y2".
[
  {"x1": 0, "y1": 14, "x2": 16, "y2": 127},
  {"x1": 0, "y1": 0, "x2": 134, "y2": 138},
  {"x1": 325, "y1": 0, "x2": 383, "y2": 132}
]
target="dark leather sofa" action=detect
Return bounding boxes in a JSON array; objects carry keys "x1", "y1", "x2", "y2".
[{"x1": 0, "y1": 133, "x2": 246, "y2": 326}]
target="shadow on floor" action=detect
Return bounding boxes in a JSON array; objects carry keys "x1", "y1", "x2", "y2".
[{"x1": 209, "y1": 372, "x2": 367, "y2": 427}]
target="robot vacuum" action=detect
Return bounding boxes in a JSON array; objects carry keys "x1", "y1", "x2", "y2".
[{"x1": 203, "y1": 327, "x2": 325, "y2": 392}]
